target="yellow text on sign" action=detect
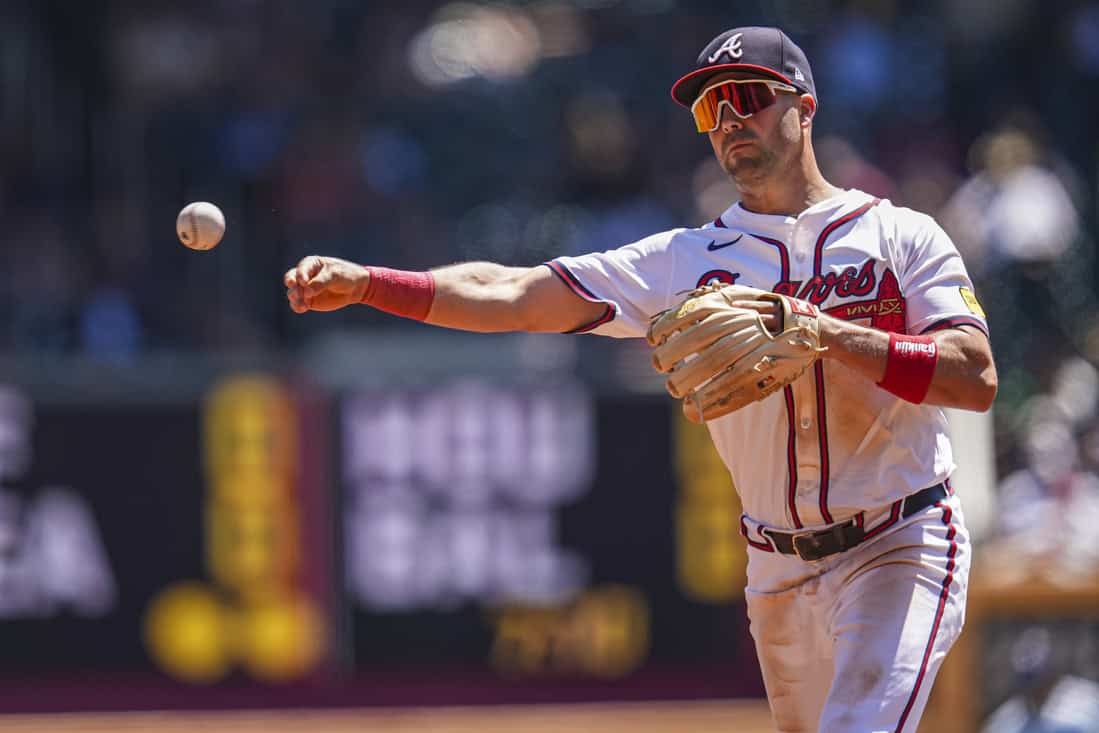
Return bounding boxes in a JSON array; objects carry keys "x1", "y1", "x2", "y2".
[
  {"x1": 145, "y1": 377, "x2": 323, "y2": 684},
  {"x1": 490, "y1": 585, "x2": 649, "y2": 679},
  {"x1": 674, "y1": 413, "x2": 746, "y2": 603}
]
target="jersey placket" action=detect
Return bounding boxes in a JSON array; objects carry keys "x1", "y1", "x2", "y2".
[{"x1": 781, "y1": 219, "x2": 823, "y2": 528}]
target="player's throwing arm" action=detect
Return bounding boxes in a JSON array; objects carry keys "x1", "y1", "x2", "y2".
[{"x1": 284, "y1": 256, "x2": 608, "y2": 333}]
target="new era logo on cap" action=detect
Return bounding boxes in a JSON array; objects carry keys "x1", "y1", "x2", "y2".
[{"x1": 671, "y1": 26, "x2": 817, "y2": 108}]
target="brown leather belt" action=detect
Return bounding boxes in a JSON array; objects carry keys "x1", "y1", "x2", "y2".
[{"x1": 763, "y1": 483, "x2": 949, "y2": 562}]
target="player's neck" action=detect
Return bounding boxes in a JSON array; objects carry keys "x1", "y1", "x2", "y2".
[{"x1": 735, "y1": 149, "x2": 843, "y2": 217}]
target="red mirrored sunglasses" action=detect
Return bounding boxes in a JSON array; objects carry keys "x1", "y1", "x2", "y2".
[{"x1": 691, "y1": 78, "x2": 799, "y2": 133}]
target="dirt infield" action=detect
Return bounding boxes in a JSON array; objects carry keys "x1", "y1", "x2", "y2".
[{"x1": 0, "y1": 701, "x2": 775, "y2": 733}]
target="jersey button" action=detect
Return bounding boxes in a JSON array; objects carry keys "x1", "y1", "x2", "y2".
[
  {"x1": 800, "y1": 416, "x2": 811, "y2": 430},
  {"x1": 796, "y1": 251, "x2": 807, "y2": 262}
]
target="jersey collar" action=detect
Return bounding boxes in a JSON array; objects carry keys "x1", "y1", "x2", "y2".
[{"x1": 717, "y1": 189, "x2": 874, "y2": 232}]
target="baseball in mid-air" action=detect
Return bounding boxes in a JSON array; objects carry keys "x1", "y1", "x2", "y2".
[{"x1": 176, "y1": 201, "x2": 225, "y2": 251}]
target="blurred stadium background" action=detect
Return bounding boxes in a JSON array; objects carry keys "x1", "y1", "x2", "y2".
[{"x1": 2, "y1": 0, "x2": 1098, "y2": 731}]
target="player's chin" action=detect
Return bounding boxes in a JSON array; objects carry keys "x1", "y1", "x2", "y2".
[
  {"x1": 724, "y1": 147, "x2": 756, "y2": 166},
  {"x1": 724, "y1": 155, "x2": 766, "y2": 181}
]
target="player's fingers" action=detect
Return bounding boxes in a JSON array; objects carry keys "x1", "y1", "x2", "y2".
[
  {"x1": 287, "y1": 285, "x2": 312, "y2": 311},
  {"x1": 730, "y1": 299, "x2": 770, "y2": 313},
  {"x1": 729, "y1": 300, "x2": 781, "y2": 331},
  {"x1": 283, "y1": 268, "x2": 299, "y2": 288},
  {"x1": 295, "y1": 256, "x2": 324, "y2": 286},
  {"x1": 288, "y1": 292, "x2": 310, "y2": 313},
  {"x1": 303, "y1": 278, "x2": 333, "y2": 298},
  {"x1": 733, "y1": 300, "x2": 781, "y2": 318},
  {"x1": 305, "y1": 264, "x2": 341, "y2": 297}
]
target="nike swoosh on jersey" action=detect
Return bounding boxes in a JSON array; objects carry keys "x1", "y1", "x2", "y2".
[{"x1": 706, "y1": 234, "x2": 744, "y2": 251}]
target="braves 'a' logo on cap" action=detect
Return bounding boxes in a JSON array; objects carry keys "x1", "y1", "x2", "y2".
[{"x1": 707, "y1": 33, "x2": 743, "y2": 63}]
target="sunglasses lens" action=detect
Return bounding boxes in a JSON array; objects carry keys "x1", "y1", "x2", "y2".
[
  {"x1": 691, "y1": 81, "x2": 779, "y2": 132},
  {"x1": 734, "y1": 82, "x2": 778, "y2": 115},
  {"x1": 691, "y1": 90, "x2": 721, "y2": 132}
]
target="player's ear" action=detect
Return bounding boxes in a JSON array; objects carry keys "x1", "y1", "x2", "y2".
[{"x1": 799, "y1": 95, "x2": 816, "y2": 127}]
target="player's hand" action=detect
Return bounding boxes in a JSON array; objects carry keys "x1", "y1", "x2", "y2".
[
  {"x1": 729, "y1": 298, "x2": 782, "y2": 332},
  {"x1": 284, "y1": 256, "x2": 369, "y2": 313}
]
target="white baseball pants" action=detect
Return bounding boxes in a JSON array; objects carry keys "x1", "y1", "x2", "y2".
[{"x1": 744, "y1": 494, "x2": 969, "y2": 733}]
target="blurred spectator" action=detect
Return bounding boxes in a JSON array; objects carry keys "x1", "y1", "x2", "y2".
[
  {"x1": 78, "y1": 286, "x2": 143, "y2": 363},
  {"x1": 981, "y1": 626, "x2": 1099, "y2": 733},
  {"x1": 359, "y1": 126, "x2": 428, "y2": 198},
  {"x1": 984, "y1": 358, "x2": 1099, "y2": 583},
  {"x1": 4, "y1": 217, "x2": 81, "y2": 354},
  {"x1": 816, "y1": 12, "x2": 893, "y2": 136},
  {"x1": 940, "y1": 120, "x2": 1094, "y2": 437},
  {"x1": 941, "y1": 124, "x2": 1079, "y2": 274}
]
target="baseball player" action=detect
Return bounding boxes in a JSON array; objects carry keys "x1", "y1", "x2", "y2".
[{"x1": 285, "y1": 26, "x2": 997, "y2": 733}]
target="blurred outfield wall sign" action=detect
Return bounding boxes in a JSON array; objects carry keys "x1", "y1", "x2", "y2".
[
  {"x1": 0, "y1": 489, "x2": 117, "y2": 618},
  {"x1": 143, "y1": 376, "x2": 324, "y2": 684},
  {"x1": 0, "y1": 385, "x2": 764, "y2": 702},
  {"x1": 341, "y1": 380, "x2": 594, "y2": 611},
  {"x1": 489, "y1": 584, "x2": 650, "y2": 679},
  {"x1": 0, "y1": 386, "x2": 117, "y2": 618},
  {"x1": 674, "y1": 412, "x2": 746, "y2": 603}
]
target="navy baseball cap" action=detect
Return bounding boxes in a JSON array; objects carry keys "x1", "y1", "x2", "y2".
[{"x1": 671, "y1": 26, "x2": 816, "y2": 107}]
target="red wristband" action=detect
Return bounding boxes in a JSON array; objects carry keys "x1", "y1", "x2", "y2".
[
  {"x1": 877, "y1": 333, "x2": 938, "y2": 404},
  {"x1": 361, "y1": 267, "x2": 436, "y2": 321}
]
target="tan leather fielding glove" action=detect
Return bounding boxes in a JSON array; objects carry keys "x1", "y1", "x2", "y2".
[{"x1": 647, "y1": 284, "x2": 825, "y2": 422}]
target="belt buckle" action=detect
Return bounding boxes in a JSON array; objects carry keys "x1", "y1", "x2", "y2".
[{"x1": 791, "y1": 529, "x2": 827, "y2": 562}]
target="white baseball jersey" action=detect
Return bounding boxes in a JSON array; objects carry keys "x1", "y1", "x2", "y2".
[{"x1": 546, "y1": 188, "x2": 988, "y2": 532}]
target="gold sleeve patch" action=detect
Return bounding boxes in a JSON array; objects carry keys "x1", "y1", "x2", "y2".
[{"x1": 960, "y1": 287, "x2": 986, "y2": 318}]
